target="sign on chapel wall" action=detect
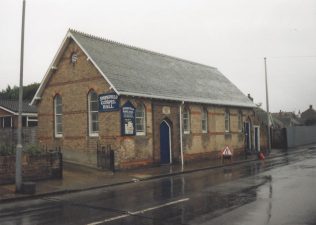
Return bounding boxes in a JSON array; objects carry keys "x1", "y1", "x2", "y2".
[
  {"x1": 121, "y1": 101, "x2": 136, "y2": 136},
  {"x1": 98, "y1": 93, "x2": 120, "y2": 112}
]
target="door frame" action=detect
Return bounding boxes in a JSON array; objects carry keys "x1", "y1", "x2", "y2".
[
  {"x1": 160, "y1": 120, "x2": 172, "y2": 164},
  {"x1": 253, "y1": 125, "x2": 260, "y2": 152},
  {"x1": 244, "y1": 121, "x2": 251, "y2": 151}
]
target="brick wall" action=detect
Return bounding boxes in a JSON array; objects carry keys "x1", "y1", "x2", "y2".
[
  {"x1": 0, "y1": 152, "x2": 62, "y2": 185},
  {"x1": 36, "y1": 39, "x2": 257, "y2": 169},
  {"x1": 0, "y1": 127, "x2": 37, "y2": 147}
]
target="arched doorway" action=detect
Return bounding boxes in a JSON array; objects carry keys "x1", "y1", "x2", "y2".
[{"x1": 160, "y1": 120, "x2": 172, "y2": 164}]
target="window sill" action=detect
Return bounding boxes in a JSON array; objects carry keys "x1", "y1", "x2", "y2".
[
  {"x1": 136, "y1": 132, "x2": 146, "y2": 136},
  {"x1": 55, "y1": 134, "x2": 63, "y2": 138},
  {"x1": 183, "y1": 131, "x2": 190, "y2": 135},
  {"x1": 89, "y1": 133, "x2": 99, "y2": 137}
]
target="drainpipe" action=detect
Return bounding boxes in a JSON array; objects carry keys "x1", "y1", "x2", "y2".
[{"x1": 179, "y1": 102, "x2": 184, "y2": 168}]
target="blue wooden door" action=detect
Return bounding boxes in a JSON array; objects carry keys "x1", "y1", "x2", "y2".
[
  {"x1": 160, "y1": 121, "x2": 171, "y2": 164},
  {"x1": 244, "y1": 122, "x2": 250, "y2": 151}
]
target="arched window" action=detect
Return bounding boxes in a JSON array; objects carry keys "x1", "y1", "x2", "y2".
[
  {"x1": 88, "y1": 91, "x2": 99, "y2": 136},
  {"x1": 224, "y1": 109, "x2": 230, "y2": 132},
  {"x1": 54, "y1": 95, "x2": 63, "y2": 137},
  {"x1": 183, "y1": 107, "x2": 190, "y2": 134},
  {"x1": 135, "y1": 103, "x2": 146, "y2": 135},
  {"x1": 201, "y1": 108, "x2": 208, "y2": 133}
]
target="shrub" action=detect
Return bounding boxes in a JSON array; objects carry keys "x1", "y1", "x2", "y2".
[
  {"x1": 0, "y1": 145, "x2": 15, "y2": 156},
  {"x1": 24, "y1": 144, "x2": 42, "y2": 156}
]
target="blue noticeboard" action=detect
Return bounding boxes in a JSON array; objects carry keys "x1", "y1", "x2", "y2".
[
  {"x1": 98, "y1": 93, "x2": 120, "y2": 112},
  {"x1": 121, "y1": 101, "x2": 136, "y2": 136}
]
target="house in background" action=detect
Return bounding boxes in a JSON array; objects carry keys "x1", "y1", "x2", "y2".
[
  {"x1": 301, "y1": 105, "x2": 316, "y2": 126},
  {"x1": 31, "y1": 29, "x2": 260, "y2": 169},
  {"x1": 0, "y1": 99, "x2": 37, "y2": 128},
  {"x1": 272, "y1": 111, "x2": 302, "y2": 127}
]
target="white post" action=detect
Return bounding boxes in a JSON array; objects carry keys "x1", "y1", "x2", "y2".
[
  {"x1": 179, "y1": 102, "x2": 184, "y2": 168},
  {"x1": 264, "y1": 57, "x2": 271, "y2": 154},
  {"x1": 16, "y1": 0, "x2": 26, "y2": 192}
]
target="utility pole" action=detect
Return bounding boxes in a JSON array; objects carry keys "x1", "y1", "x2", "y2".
[
  {"x1": 264, "y1": 57, "x2": 271, "y2": 154},
  {"x1": 16, "y1": 0, "x2": 26, "y2": 192}
]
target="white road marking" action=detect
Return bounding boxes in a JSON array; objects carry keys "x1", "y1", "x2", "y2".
[{"x1": 86, "y1": 198, "x2": 190, "y2": 225}]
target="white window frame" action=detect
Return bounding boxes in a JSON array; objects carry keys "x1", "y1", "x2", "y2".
[
  {"x1": 54, "y1": 95, "x2": 63, "y2": 138},
  {"x1": 135, "y1": 103, "x2": 146, "y2": 136},
  {"x1": 27, "y1": 116, "x2": 38, "y2": 127},
  {"x1": 183, "y1": 108, "x2": 190, "y2": 134},
  {"x1": 0, "y1": 116, "x2": 12, "y2": 128},
  {"x1": 201, "y1": 108, "x2": 208, "y2": 133},
  {"x1": 224, "y1": 110, "x2": 230, "y2": 133},
  {"x1": 238, "y1": 111, "x2": 243, "y2": 132},
  {"x1": 88, "y1": 91, "x2": 99, "y2": 137}
]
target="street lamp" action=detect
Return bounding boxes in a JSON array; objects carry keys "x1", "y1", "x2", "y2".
[
  {"x1": 264, "y1": 57, "x2": 271, "y2": 154},
  {"x1": 16, "y1": 0, "x2": 26, "y2": 192}
]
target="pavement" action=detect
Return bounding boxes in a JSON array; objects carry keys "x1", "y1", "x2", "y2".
[{"x1": 0, "y1": 147, "x2": 309, "y2": 203}]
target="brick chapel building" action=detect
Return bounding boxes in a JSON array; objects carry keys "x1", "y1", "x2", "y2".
[{"x1": 31, "y1": 29, "x2": 261, "y2": 169}]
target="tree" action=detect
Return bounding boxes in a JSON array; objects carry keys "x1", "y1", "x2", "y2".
[{"x1": 0, "y1": 83, "x2": 40, "y2": 101}]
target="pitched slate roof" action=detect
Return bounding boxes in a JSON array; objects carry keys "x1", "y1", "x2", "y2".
[
  {"x1": 0, "y1": 99, "x2": 37, "y2": 114},
  {"x1": 32, "y1": 29, "x2": 255, "y2": 108}
]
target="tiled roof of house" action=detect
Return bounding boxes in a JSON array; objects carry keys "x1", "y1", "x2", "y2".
[
  {"x1": 0, "y1": 99, "x2": 37, "y2": 114},
  {"x1": 32, "y1": 29, "x2": 255, "y2": 108},
  {"x1": 271, "y1": 111, "x2": 302, "y2": 127}
]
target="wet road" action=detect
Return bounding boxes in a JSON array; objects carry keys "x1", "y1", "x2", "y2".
[{"x1": 1, "y1": 148, "x2": 316, "y2": 225}]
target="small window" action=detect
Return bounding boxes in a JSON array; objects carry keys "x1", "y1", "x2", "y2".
[
  {"x1": 135, "y1": 103, "x2": 146, "y2": 135},
  {"x1": 238, "y1": 111, "x2": 243, "y2": 132},
  {"x1": 201, "y1": 108, "x2": 208, "y2": 133},
  {"x1": 88, "y1": 91, "x2": 99, "y2": 136},
  {"x1": 54, "y1": 95, "x2": 63, "y2": 137},
  {"x1": 183, "y1": 108, "x2": 190, "y2": 134},
  {"x1": 1, "y1": 117, "x2": 12, "y2": 128},
  {"x1": 27, "y1": 116, "x2": 38, "y2": 127},
  {"x1": 224, "y1": 110, "x2": 230, "y2": 132}
]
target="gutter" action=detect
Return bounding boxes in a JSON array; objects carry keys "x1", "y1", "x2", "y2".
[{"x1": 179, "y1": 102, "x2": 184, "y2": 168}]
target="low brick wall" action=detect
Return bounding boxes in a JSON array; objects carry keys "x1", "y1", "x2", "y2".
[{"x1": 0, "y1": 152, "x2": 62, "y2": 185}]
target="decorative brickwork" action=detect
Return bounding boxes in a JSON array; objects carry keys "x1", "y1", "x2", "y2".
[{"x1": 35, "y1": 39, "x2": 259, "y2": 170}]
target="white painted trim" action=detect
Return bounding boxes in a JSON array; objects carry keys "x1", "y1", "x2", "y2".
[
  {"x1": 245, "y1": 122, "x2": 251, "y2": 149},
  {"x1": 0, "y1": 106, "x2": 16, "y2": 115},
  {"x1": 136, "y1": 131, "x2": 145, "y2": 136},
  {"x1": 179, "y1": 103, "x2": 184, "y2": 167},
  {"x1": 201, "y1": 108, "x2": 208, "y2": 133},
  {"x1": 69, "y1": 33, "x2": 120, "y2": 95},
  {"x1": 31, "y1": 32, "x2": 71, "y2": 105},
  {"x1": 54, "y1": 96, "x2": 63, "y2": 138},
  {"x1": 161, "y1": 120, "x2": 172, "y2": 164},
  {"x1": 135, "y1": 103, "x2": 146, "y2": 136},
  {"x1": 20, "y1": 113, "x2": 37, "y2": 117},
  {"x1": 88, "y1": 91, "x2": 99, "y2": 137},
  {"x1": 119, "y1": 91, "x2": 255, "y2": 109},
  {"x1": 29, "y1": 30, "x2": 255, "y2": 109},
  {"x1": 183, "y1": 108, "x2": 190, "y2": 134}
]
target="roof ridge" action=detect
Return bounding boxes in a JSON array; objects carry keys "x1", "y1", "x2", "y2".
[{"x1": 69, "y1": 28, "x2": 216, "y2": 70}]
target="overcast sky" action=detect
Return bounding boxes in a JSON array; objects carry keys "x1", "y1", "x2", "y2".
[{"x1": 1, "y1": 0, "x2": 315, "y2": 112}]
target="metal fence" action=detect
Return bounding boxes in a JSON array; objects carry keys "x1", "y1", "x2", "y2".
[{"x1": 97, "y1": 144, "x2": 115, "y2": 172}]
